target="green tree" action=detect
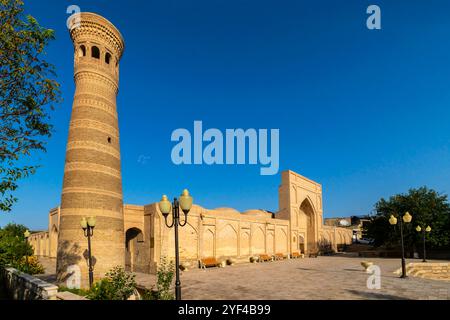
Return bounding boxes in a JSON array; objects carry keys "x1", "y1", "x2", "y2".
[
  {"x1": 0, "y1": 223, "x2": 33, "y2": 267},
  {"x1": 365, "y1": 187, "x2": 450, "y2": 251},
  {"x1": 0, "y1": 0, "x2": 61, "y2": 212}
]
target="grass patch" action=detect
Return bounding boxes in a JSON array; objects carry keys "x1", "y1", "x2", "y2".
[{"x1": 58, "y1": 286, "x2": 90, "y2": 297}]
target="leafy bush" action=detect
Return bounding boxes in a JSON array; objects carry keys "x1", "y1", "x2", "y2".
[
  {"x1": 141, "y1": 257, "x2": 175, "y2": 300},
  {"x1": 155, "y1": 257, "x2": 174, "y2": 300},
  {"x1": 87, "y1": 278, "x2": 116, "y2": 300},
  {"x1": 87, "y1": 266, "x2": 137, "y2": 300},
  {"x1": 0, "y1": 223, "x2": 33, "y2": 268},
  {"x1": 14, "y1": 255, "x2": 44, "y2": 275},
  {"x1": 140, "y1": 288, "x2": 158, "y2": 300},
  {"x1": 105, "y1": 265, "x2": 137, "y2": 300}
]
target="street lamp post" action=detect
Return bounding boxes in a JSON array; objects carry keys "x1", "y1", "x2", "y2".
[
  {"x1": 80, "y1": 216, "x2": 96, "y2": 288},
  {"x1": 159, "y1": 189, "x2": 193, "y2": 300},
  {"x1": 415, "y1": 225, "x2": 431, "y2": 262},
  {"x1": 389, "y1": 212, "x2": 412, "y2": 278},
  {"x1": 24, "y1": 230, "x2": 30, "y2": 271}
]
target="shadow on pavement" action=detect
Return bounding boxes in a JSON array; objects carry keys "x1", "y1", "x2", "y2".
[
  {"x1": 297, "y1": 267, "x2": 363, "y2": 273},
  {"x1": 342, "y1": 268, "x2": 363, "y2": 272},
  {"x1": 346, "y1": 289, "x2": 411, "y2": 300},
  {"x1": 35, "y1": 274, "x2": 58, "y2": 283}
]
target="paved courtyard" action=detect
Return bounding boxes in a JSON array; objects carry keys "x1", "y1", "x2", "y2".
[
  {"x1": 39, "y1": 256, "x2": 450, "y2": 300},
  {"x1": 148, "y1": 256, "x2": 450, "y2": 300}
]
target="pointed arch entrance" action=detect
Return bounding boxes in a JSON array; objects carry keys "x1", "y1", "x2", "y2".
[
  {"x1": 125, "y1": 228, "x2": 145, "y2": 272},
  {"x1": 298, "y1": 234, "x2": 305, "y2": 253},
  {"x1": 300, "y1": 198, "x2": 316, "y2": 254},
  {"x1": 50, "y1": 225, "x2": 58, "y2": 258}
]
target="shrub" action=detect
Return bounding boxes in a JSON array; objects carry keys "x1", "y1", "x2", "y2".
[
  {"x1": 105, "y1": 266, "x2": 137, "y2": 300},
  {"x1": 141, "y1": 288, "x2": 158, "y2": 300},
  {"x1": 154, "y1": 257, "x2": 174, "y2": 300},
  {"x1": 87, "y1": 266, "x2": 136, "y2": 300},
  {"x1": 14, "y1": 255, "x2": 44, "y2": 275},
  {"x1": 87, "y1": 278, "x2": 115, "y2": 300}
]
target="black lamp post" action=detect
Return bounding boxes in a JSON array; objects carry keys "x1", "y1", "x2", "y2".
[
  {"x1": 415, "y1": 225, "x2": 431, "y2": 262},
  {"x1": 389, "y1": 212, "x2": 412, "y2": 278},
  {"x1": 80, "y1": 216, "x2": 96, "y2": 288},
  {"x1": 159, "y1": 189, "x2": 193, "y2": 300}
]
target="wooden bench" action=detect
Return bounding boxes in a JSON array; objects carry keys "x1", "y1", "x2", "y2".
[
  {"x1": 274, "y1": 253, "x2": 287, "y2": 260},
  {"x1": 199, "y1": 257, "x2": 220, "y2": 269},
  {"x1": 258, "y1": 254, "x2": 272, "y2": 262},
  {"x1": 290, "y1": 252, "x2": 301, "y2": 259},
  {"x1": 309, "y1": 251, "x2": 319, "y2": 258}
]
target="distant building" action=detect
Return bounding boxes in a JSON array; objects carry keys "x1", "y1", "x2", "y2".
[
  {"x1": 324, "y1": 215, "x2": 371, "y2": 242},
  {"x1": 324, "y1": 217, "x2": 352, "y2": 227}
]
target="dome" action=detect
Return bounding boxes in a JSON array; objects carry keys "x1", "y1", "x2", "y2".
[
  {"x1": 212, "y1": 207, "x2": 241, "y2": 215},
  {"x1": 241, "y1": 209, "x2": 272, "y2": 218}
]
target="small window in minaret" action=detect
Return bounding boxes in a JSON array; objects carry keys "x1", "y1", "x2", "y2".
[
  {"x1": 92, "y1": 46, "x2": 100, "y2": 59},
  {"x1": 107, "y1": 137, "x2": 112, "y2": 144},
  {"x1": 79, "y1": 45, "x2": 86, "y2": 57},
  {"x1": 105, "y1": 52, "x2": 111, "y2": 64}
]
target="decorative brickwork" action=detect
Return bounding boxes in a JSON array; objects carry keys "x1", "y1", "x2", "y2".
[{"x1": 56, "y1": 12, "x2": 125, "y2": 288}]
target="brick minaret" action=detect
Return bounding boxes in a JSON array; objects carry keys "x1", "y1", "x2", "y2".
[{"x1": 57, "y1": 12, "x2": 125, "y2": 288}]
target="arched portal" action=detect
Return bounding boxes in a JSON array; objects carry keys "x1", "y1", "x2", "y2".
[
  {"x1": 252, "y1": 227, "x2": 265, "y2": 254},
  {"x1": 240, "y1": 231, "x2": 250, "y2": 256},
  {"x1": 276, "y1": 229, "x2": 288, "y2": 254},
  {"x1": 300, "y1": 198, "x2": 316, "y2": 254},
  {"x1": 344, "y1": 233, "x2": 351, "y2": 245},
  {"x1": 125, "y1": 228, "x2": 145, "y2": 272},
  {"x1": 34, "y1": 236, "x2": 40, "y2": 256},
  {"x1": 167, "y1": 222, "x2": 198, "y2": 260},
  {"x1": 202, "y1": 229, "x2": 214, "y2": 257},
  {"x1": 45, "y1": 233, "x2": 50, "y2": 257},
  {"x1": 298, "y1": 234, "x2": 305, "y2": 253},
  {"x1": 337, "y1": 232, "x2": 345, "y2": 251},
  {"x1": 217, "y1": 224, "x2": 238, "y2": 257},
  {"x1": 266, "y1": 232, "x2": 275, "y2": 254},
  {"x1": 39, "y1": 235, "x2": 44, "y2": 256},
  {"x1": 50, "y1": 225, "x2": 58, "y2": 258}
]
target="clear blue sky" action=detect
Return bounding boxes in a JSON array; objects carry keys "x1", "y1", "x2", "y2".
[{"x1": 2, "y1": 0, "x2": 450, "y2": 230}]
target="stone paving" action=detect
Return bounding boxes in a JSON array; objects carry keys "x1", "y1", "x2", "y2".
[
  {"x1": 176, "y1": 256, "x2": 450, "y2": 300},
  {"x1": 35, "y1": 257, "x2": 57, "y2": 283},
  {"x1": 38, "y1": 255, "x2": 450, "y2": 300}
]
